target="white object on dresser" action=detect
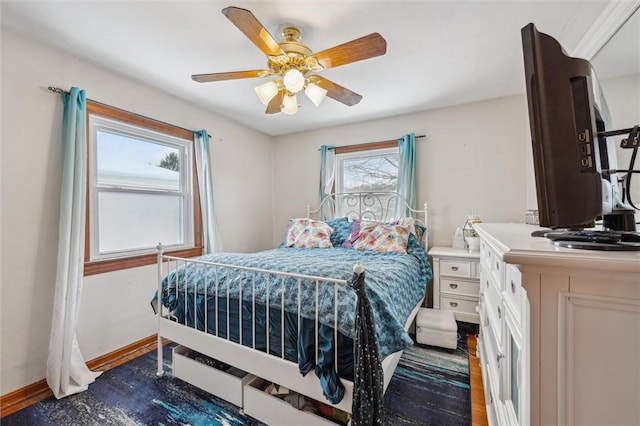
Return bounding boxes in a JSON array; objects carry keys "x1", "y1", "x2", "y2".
[
  {"x1": 429, "y1": 246, "x2": 480, "y2": 324},
  {"x1": 474, "y1": 223, "x2": 640, "y2": 426}
]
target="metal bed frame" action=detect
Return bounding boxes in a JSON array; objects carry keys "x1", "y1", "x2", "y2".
[{"x1": 154, "y1": 192, "x2": 428, "y2": 416}]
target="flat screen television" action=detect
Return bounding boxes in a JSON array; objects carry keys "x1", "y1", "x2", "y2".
[{"x1": 521, "y1": 23, "x2": 639, "y2": 250}]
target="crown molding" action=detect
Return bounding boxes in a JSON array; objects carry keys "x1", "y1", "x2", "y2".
[{"x1": 572, "y1": 0, "x2": 640, "y2": 60}]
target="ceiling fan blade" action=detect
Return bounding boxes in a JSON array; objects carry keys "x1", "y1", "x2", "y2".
[
  {"x1": 312, "y1": 33, "x2": 387, "y2": 70},
  {"x1": 222, "y1": 6, "x2": 286, "y2": 57},
  {"x1": 314, "y1": 77, "x2": 362, "y2": 106},
  {"x1": 192, "y1": 70, "x2": 264, "y2": 83},
  {"x1": 265, "y1": 90, "x2": 284, "y2": 114}
]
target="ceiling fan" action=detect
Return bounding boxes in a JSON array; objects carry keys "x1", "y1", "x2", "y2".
[{"x1": 191, "y1": 6, "x2": 387, "y2": 115}]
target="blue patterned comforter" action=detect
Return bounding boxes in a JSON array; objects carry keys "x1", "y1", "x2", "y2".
[{"x1": 159, "y1": 237, "x2": 431, "y2": 359}]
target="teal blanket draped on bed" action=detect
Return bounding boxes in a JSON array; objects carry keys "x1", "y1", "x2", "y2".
[{"x1": 154, "y1": 234, "x2": 431, "y2": 405}]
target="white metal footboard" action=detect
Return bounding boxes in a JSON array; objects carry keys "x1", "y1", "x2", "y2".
[
  {"x1": 155, "y1": 244, "x2": 359, "y2": 413},
  {"x1": 153, "y1": 193, "x2": 428, "y2": 419}
]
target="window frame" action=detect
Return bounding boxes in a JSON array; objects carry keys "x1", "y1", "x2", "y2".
[
  {"x1": 84, "y1": 101, "x2": 202, "y2": 276},
  {"x1": 334, "y1": 140, "x2": 399, "y2": 193}
]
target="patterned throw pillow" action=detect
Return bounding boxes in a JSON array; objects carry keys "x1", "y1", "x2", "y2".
[
  {"x1": 343, "y1": 218, "x2": 425, "y2": 248},
  {"x1": 394, "y1": 217, "x2": 416, "y2": 237},
  {"x1": 351, "y1": 222, "x2": 410, "y2": 254},
  {"x1": 414, "y1": 224, "x2": 426, "y2": 243},
  {"x1": 284, "y1": 218, "x2": 333, "y2": 248}
]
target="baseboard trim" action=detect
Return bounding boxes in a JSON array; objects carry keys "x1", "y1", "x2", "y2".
[{"x1": 0, "y1": 334, "x2": 162, "y2": 418}]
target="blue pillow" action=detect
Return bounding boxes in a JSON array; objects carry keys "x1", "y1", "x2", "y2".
[{"x1": 325, "y1": 217, "x2": 353, "y2": 247}]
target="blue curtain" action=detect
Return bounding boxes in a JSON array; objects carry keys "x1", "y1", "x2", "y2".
[
  {"x1": 395, "y1": 133, "x2": 416, "y2": 218},
  {"x1": 194, "y1": 130, "x2": 222, "y2": 254},
  {"x1": 319, "y1": 145, "x2": 335, "y2": 220},
  {"x1": 46, "y1": 87, "x2": 101, "y2": 399}
]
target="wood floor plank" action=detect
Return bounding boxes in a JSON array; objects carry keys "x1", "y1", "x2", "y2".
[{"x1": 467, "y1": 333, "x2": 489, "y2": 426}]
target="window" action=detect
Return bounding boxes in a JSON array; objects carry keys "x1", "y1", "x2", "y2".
[
  {"x1": 85, "y1": 102, "x2": 202, "y2": 275},
  {"x1": 334, "y1": 140, "x2": 399, "y2": 219}
]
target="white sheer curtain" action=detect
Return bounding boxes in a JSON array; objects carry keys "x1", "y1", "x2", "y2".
[
  {"x1": 319, "y1": 145, "x2": 336, "y2": 220},
  {"x1": 194, "y1": 130, "x2": 223, "y2": 254},
  {"x1": 46, "y1": 87, "x2": 101, "y2": 399}
]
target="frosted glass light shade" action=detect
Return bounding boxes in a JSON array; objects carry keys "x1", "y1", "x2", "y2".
[
  {"x1": 283, "y1": 69, "x2": 304, "y2": 93},
  {"x1": 304, "y1": 83, "x2": 328, "y2": 107},
  {"x1": 281, "y1": 93, "x2": 298, "y2": 115},
  {"x1": 254, "y1": 81, "x2": 279, "y2": 105}
]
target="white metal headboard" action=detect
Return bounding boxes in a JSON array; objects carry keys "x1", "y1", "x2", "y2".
[{"x1": 307, "y1": 192, "x2": 428, "y2": 248}]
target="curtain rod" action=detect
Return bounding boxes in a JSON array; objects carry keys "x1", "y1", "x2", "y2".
[
  {"x1": 47, "y1": 86, "x2": 210, "y2": 139},
  {"x1": 318, "y1": 134, "x2": 425, "y2": 151}
]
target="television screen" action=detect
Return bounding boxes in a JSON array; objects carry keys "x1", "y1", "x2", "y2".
[{"x1": 521, "y1": 23, "x2": 639, "y2": 250}]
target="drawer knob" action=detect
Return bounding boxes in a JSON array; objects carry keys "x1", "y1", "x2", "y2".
[
  {"x1": 497, "y1": 352, "x2": 504, "y2": 363},
  {"x1": 451, "y1": 266, "x2": 459, "y2": 271},
  {"x1": 511, "y1": 280, "x2": 516, "y2": 294},
  {"x1": 450, "y1": 302, "x2": 458, "y2": 308},
  {"x1": 449, "y1": 283, "x2": 458, "y2": 289}
]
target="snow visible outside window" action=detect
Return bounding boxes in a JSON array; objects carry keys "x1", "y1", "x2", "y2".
[{"x1": 89, "y1": 117, "x2": 193, "y2": 260}]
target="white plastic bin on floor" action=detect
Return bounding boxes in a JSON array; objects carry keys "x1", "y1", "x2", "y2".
[{"x1": 415, "y1": 308, "x2": 458, "y2": 349}]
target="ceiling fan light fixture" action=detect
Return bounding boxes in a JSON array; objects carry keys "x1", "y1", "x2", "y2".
[
  {"x1": 304, "y1": 83, "x2": 328, "y2": 107},
  {"x1": 283, "y1": 69, "x2": 305, "y2": 93},
  {"x1": 281, "y1": 93, "x2": 299, "y2": 115},
  {"x1": 254, "y1": 80, "x2": 279, "y2": 105}
]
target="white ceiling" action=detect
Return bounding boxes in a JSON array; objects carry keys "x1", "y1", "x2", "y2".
[{"x1": 1, "y1": 1, "x2": 629, "y2": 136}]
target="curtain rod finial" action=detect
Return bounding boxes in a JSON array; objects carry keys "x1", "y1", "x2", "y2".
[{"x1": 48, "y1": 86, "x2": 66, "y2": 94}]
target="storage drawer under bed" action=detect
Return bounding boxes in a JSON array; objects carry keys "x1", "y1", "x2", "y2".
[
  {"x1": 172, "y1": 345, "x2": 255, "y2": 407},
  {"x1": 243, "y1": 376, "x2": 348, "y2": 425}
]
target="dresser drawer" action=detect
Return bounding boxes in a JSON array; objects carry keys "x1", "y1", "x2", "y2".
[
  {"x1": 503, "y1": 264, "x2": 524, "y2": 323},
  {"x1": 440, "y1": 295, "x2": 478, "y2": 316},
  {"x1": 480, "y1": 240, "x2": 504, "y2": 290},
  {"x1": 440, "y1": 259, "x2": 473, "y2": 278},
  {"x1": 440, "y1": 277, "x2": 479, "y2": 298},
  {"x1": 483, "y1": 278, "x2": 503, "y2": 349},
  {"x1": 482, "y1": 268, "x2": 501, "y2": 304},
  {"x1": 480, "y1": 238, "x2": 493, "y2": 269}
]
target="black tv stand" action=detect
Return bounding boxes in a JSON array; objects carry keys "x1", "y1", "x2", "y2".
[{"x1": 540, "y1": 230, "x2": 640, "y2": 251}]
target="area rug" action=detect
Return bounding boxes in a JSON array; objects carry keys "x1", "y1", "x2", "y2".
[{"x1": 3, "y1": 335, "x2": 469, "y2": 425}]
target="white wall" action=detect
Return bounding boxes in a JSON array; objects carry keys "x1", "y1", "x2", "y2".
[
  {"x1": 272, "y1": 95, "x2": 532, "y2": 248},
  {"x1": 0, "y1": 28, "x2": 275, "y2": 395}
]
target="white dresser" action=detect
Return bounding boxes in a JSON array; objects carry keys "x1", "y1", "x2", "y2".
[
  {"x1": 474, "y1": 223, "x2": 640, "y2": 426},
  {"x1": 429, "y1": 246, "x2": 480, "y2": 324}
]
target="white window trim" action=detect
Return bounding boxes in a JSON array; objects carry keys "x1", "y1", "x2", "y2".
[
  {"x1": 335, "y1": 146, "x2": 399, "y2": 194},
  {"x1": 88, "y1": 114, "x2": 194, "y2": 261}
]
